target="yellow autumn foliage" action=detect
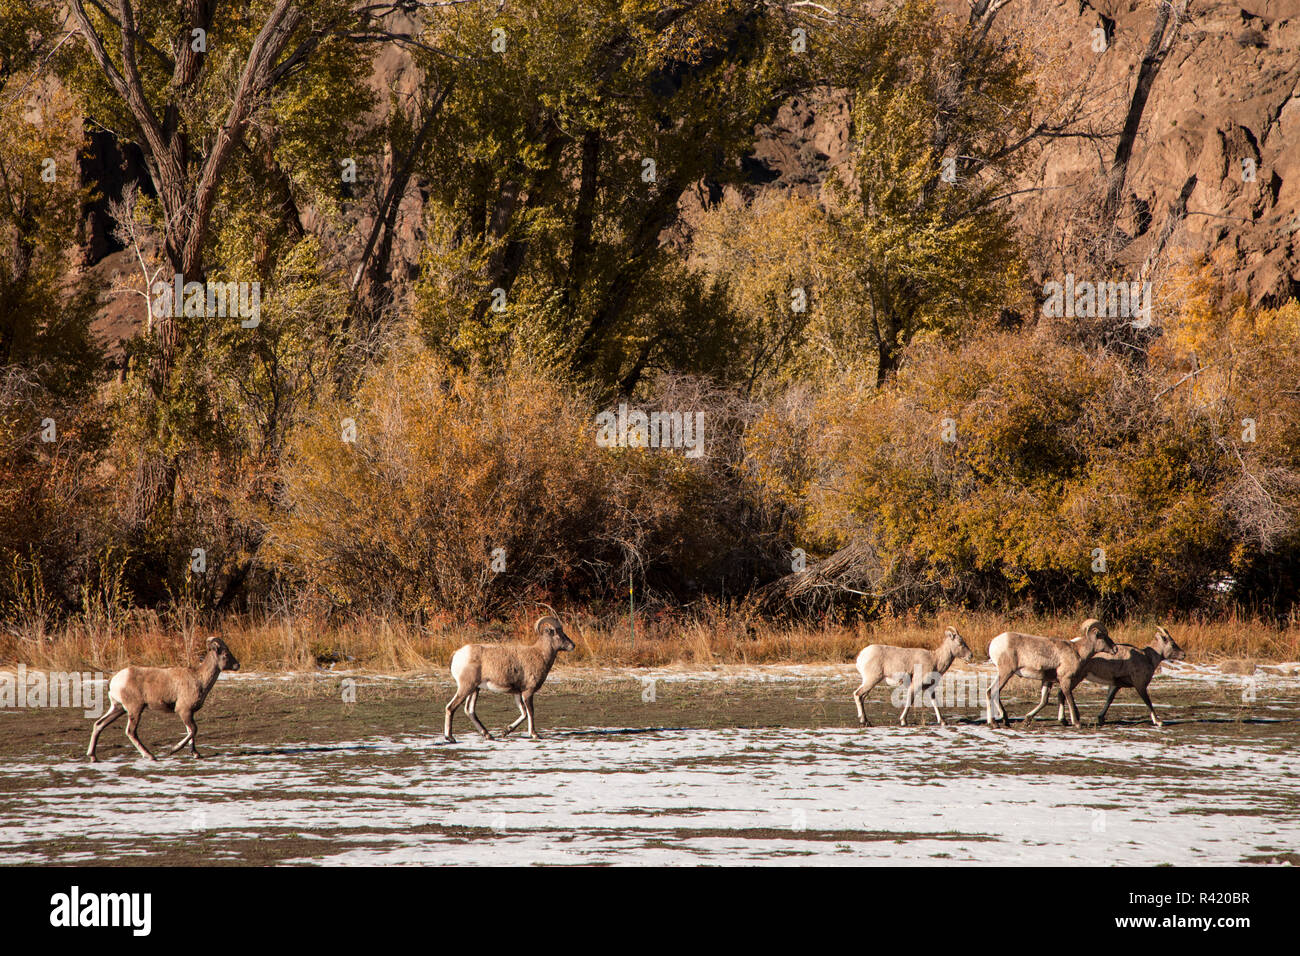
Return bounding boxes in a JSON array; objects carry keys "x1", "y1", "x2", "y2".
[{"x1": 265, "y1": 346, "x2": 766, "y2": 616}]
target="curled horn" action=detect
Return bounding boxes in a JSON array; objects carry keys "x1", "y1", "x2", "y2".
[
  {"x1": 536, "y1": 602, "x2": 584, "y2": 644},
  {"x1": 534, "y1": 602, "x2": 558, "y2": 633}
]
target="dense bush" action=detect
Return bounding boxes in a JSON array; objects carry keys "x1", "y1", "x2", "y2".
[
  {"x1": 748, "y1": 290, "x2": 1300, "y2": 616},
  {"x1": 263, "y1": 346, "x2": 782, "y2": 616}
]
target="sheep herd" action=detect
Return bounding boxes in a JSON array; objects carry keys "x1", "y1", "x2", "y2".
[
  {"x1": 862, "y1": 618, "x2": 1184, "y2": 729},
  {"x1": 85, "y1": 615, "x2": 1185, "y2": 760}
]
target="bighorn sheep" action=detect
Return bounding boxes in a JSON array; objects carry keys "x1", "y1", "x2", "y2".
[
  {"x1": 1053, "y1": 625, "x2": 1185, "y2": 727},
  {"x1": 444, "y1": 616, "x2": 575, "y2": 742},
  {"x1": 87, "y1": 637, "x2": 241, "y2": 761},
  {"x1": 985, "y1": 619, "x2": 1115, "y2": 727},
  {"x1": 853, "y1": 626, "x2": 974, "y2": 726}
]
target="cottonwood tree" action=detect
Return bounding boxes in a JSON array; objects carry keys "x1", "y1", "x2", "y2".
[
  {"x1": 412, "y1": 0, "x2": 797, "y2": 392},
  {"x1": 812, "y1": 0, "x2": 1034, "y2": 385},
  {"x1": 62, "y1": 1, "x2": 453, "y2": 531},
  {"x1": 696, "y1": 0, "x2": 1110, "y2": 389},
  {"x1": 69, "y1": 0, "x2": 302, "y2": 391}
]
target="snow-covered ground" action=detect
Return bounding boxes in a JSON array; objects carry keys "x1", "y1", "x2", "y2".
[{"x1": 1, "y1": 705, "x2": 1295, "y2": 865}]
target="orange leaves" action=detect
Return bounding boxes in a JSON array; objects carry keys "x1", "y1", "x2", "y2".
[
  {"x1": 265, "y1": 350, "x2": 744, "y2": 616},
  {"x1": 744, "y1": 322, "x2": 1296, "y2": 613}
]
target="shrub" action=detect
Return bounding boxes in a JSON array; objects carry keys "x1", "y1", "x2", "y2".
[
  {"x1": 265, "y1": 347, "x2": 777, "y2": 617},
  {"x1": 748, "y1": 323, "x2": 1300, "y2": 616}
]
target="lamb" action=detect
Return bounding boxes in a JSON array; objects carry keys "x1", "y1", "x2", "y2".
[
  {"x1": 985, "y1": 619, "x2": 1115, "y2": 727},
  {"x1": 852, "y1": 626, "x2": 974, "y2": 726},
  {"x1": 444, "y1": 615, "x2": 575, "y2": 742},
  {"x1": 1054, "y1": 625, "x2": 1185, "y2": 727},
  {"x1": 87, "y1": 636, "x2": 241, "y2": 761}
]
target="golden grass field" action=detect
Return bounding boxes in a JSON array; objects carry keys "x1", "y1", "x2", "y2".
[{"x1": 3, "y1": 606, "x2": 1298, "y2": 674}]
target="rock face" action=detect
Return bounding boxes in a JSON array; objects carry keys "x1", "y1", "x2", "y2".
[
  {"x1": 747, "y1": 89, "x2": 853, "y2": 191},
  {"x1": 1010, "y1": 0, "x2": 1300, "y2": 306},
  {"x1": 78, "y1": 129, "x2": 153, "y2": 265}
]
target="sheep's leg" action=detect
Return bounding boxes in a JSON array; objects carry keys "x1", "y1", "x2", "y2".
[
  {"x1": 87, "y1": 702, "x2": 125, "y2": 761},
  {"x1": 1135, "y1": 685, "x2": 1162, "y2": 728},
  {"x1": 1059, "y1": 680, "x2": 1082, "y2": 727},
  {"x1": 464, "y1": 691, "x2": 493, "y2": 739},
  {"x1": 899, "y1": 674, "x2": 918, "y2": 726},
  {"x1": 1096, "y1": 685, "x2": 1120, "y2": 725},
  {"x1": 166, "y1": 727, "x2": 193, "y2": 756},
  {"x1": 1023, "y1": 683, "x2": 1052, "y2": 722},
  {"x1": 853, "y1": 675, "x2": 880, "y2": 726},
  {"x1": 124, "y1": 709, "x2": 156, "y2": 761},
  {"x1": 522, "y1": 692, "x2": 539, "y2": 740},
  {"x1": 928, "y1": 674, "x2": 947, "y2": 727},
  {"x1": 444, "y1": 687, "x2": 471, "y2": 742},
  {"x1": 986, "y1": 670, "x2": 1013, "y2": 726},
  {"x1": 168, "y1": 711, "x2": 199, "y2": 757},
  {"x1": 501, "y1": 695, "x2": 528, "y2": 737}
]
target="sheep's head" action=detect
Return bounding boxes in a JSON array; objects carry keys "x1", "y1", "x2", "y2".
[
  {"x1": 944, "y1": 626, "x2": 973, "y2": 662},
  {"x1": 208, "y1": 637, "x2": 241, "y2": 672},
  {"x1": 1080, "y1": 619, "x2": 1116, "y2": 657},
  {"x1": 535, "y1": 616, "x2": 575, "y2": 652},
  {"x1": 1153, "y1": 625, "x2": 1185, "y2": 662}
]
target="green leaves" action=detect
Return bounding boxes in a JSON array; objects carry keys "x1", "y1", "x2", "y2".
[{"x1": 412, "y1": 0, "x2": 785, "y2": 385}]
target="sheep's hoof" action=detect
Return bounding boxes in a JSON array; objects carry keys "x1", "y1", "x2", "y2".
[{"x1": 444, "y1": 735, "x2": 457, "y2": 744}]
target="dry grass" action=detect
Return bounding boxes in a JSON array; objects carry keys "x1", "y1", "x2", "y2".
[{"x1": 3, "y1": 605, "x2": 1299, "y2": 674}]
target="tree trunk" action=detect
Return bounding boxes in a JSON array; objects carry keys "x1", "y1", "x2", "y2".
[
  {"x1": 561, "y1": 128, "x2": 603, "y2": 312},
  {"x1": 1103, "y1": 2, "x2": 1192, "y2": 226},
  {"x1": 351, "y1": 80, "x2": 454, "y2": 336},
  {"x1": 874, "y1": 337, "x2": 900, "y2": 387}
]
